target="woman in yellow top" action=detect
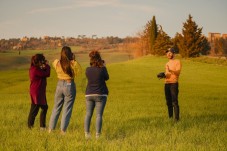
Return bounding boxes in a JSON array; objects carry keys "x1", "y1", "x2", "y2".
[{"x1": 49, "y1": 46, "x2": 81, "y2": 134}]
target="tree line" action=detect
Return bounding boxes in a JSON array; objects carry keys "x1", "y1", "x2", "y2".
[
  {"x1": 0, "y1": 36, "x2": 127, "y2": 52},
  {"x1": 136, "y1": 14, "x2": 227, "y2": 58}
]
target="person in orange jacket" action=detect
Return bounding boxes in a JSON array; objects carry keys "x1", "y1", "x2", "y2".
[{"x1": 164, "y1": 48, "x2": 182, "y2": 121}]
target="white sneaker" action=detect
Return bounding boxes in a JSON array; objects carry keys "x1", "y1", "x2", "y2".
[
  {"x1": 48, "y1": 129, "x2": 52, "y2": 133},
  {"x1": 40, "y1": 127, "x2": 46, "y2": 131},
  {"x1": 96, "y1": 133, "x2": 101, "y2": 139},
  {"x1": 85, "y1": 132, "x2": 91, "y2": 140},
  {"x1": 60, "y1": 130, "x2": 66, "y2": 135}
]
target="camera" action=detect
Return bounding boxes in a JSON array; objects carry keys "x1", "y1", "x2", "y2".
[
  {"x1": 40, "y1": 59, "x2": 47, "y2": 69},
  {"x1": 41, "y1": 59, "x2": 47, "y2": 65},
  {"x1": 157, "y1": 72, "x2": 166, "y2": 79}
]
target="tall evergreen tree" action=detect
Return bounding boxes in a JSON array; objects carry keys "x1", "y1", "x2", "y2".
[
  {"x1": 143, "y1": 16, "x2": 158, "y2": 55},
  {"x1": 150, "y1": 16, "x2": 158, "y2": 54},
  {"x1": 177, "y1": 14, "x2": 210, "y2": 58},
  {"x1": 153, "y1": 25, "x2": 173, "y2": 56},
  {"x1": 172, "y1": 33, "x2": 181, "y2": 53}
]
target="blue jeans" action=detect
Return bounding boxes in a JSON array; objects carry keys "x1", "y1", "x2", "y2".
[
  {"x1": 49, "y1": 80, "x2": 76, "y2": 131},
  {"x1": 84, "y1": 96, "x2": 107, "y2": 134}
]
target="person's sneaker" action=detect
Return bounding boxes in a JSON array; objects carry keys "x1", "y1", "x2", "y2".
[
  {"x1": 60, "y1": 130, "x2": 66, "y2": 135},
  {"x1": 40, "y1": 127, "x2": 46, "y2": 131},
  {"x1": 96, "y1": 133, "x2": 101, "y2": 139},
  {"x1": 48, "y1": 129, "x2": 52, "y2": 133},
  {"x1": 85, "y1": 132, "x2": 91, "y2": 140}
]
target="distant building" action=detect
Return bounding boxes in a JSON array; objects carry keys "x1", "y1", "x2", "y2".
[
  {"x1": 208, "y1": 32, "x2": 227, "y2": 42},
  {"x1": 208, "y1": 32, "x2": 227, "y2": 55},
  {"x1": 222, "y1": 34, "x2": 227, "y2": 39},
  {"x1": 58, "y1": 42, "x2": 63, "y2": 47},
  {"x1": 43, "y1": 36, "x2": 49, "y2": 40},
  {"x1": 208, "y1": 33, "x2": 221, "y2": 42},
  {"x1": 21, "y1": 36, "x2": 29, "y2": 42}
]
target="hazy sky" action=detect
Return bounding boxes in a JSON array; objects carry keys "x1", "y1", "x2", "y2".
[{"x1": 0, "y1": 0, "x2": 226, "y2": 39}]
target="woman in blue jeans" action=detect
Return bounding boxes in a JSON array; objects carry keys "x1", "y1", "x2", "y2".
[
  {"x1": 48, "y1": 46, "x2": 81, "y2": 134},
  {"x1": 85, "y1": 50, "x2": 109, "y2": 139}
]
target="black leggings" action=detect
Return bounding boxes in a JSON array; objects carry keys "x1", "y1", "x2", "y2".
[{"x1": 28, "y1": 104, "x2": 48, "y2": 128}]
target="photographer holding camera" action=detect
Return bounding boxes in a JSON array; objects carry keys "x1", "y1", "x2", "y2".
[
  {"x1": 28, "y1": 54, "x2": 50, "y2": 129},
  {"x1": 164, "y1": 48, "x2": 181, "y2": 122},
  {"x1": 48, "y1": 46, "x2": 81, "y2": 135},
  {"x1": 84, "y1": 50, "x2": 109, "y2": 139}
]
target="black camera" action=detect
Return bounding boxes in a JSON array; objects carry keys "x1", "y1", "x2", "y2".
[
  {"x1": 41, "y1": 60, "x2": 47, "y2": 65},
  {"x1": 40, "y1": 59, "x2": 47, "y2": 69},
  {"x1": 157, "y1": 72, "x2": 166, "y2": 79}
]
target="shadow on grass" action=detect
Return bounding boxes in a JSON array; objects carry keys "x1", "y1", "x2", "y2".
[
  {"x1": 105, "y1": 116, "x2": 169, "y2": 140},
  {"x1": 178, "y1": 113, "x2": 227, "y2": 130},
  {"x1": 105, "y1": 113, "x2": 227, "y2": 140}
]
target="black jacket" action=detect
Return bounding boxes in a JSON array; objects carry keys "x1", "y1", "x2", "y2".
[{"x1": 85, "y1": 66, "x2": 109, "y2": 95}]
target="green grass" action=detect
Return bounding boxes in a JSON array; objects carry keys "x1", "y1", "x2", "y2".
[
  {"x1": 190, "y1": 56, "x2": 227, "y2": 66},
  {"x1": 0, "y1": 51, "x2": 226, "y2": 150}
]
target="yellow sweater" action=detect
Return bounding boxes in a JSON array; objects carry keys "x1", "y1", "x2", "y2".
[
  {"x1": 52, "y1": 59, "x2": 81, "y2": 80},
  {"x1": 165, "y1": 59, "x2": 181, "y2": 83}
]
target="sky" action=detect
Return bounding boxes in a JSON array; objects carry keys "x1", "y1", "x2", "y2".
[{"x1": 0, "y1": 0, "x2": 226, "y2": 39}]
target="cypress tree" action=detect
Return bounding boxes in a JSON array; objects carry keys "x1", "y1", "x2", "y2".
[{"x1": 149, "y1": 16, "x2": 158, "y2": 54}]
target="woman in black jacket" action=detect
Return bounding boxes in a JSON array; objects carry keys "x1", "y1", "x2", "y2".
[{"x1": 84, "y1": 50, "x2": 109, "y2": 139}]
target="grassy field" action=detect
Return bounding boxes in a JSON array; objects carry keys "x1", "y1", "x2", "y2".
[{"x1": 0, "y1": 50, "x2": 226, "y2": 150}]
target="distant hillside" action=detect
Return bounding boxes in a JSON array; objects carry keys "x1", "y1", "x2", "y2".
[{"x1": 0, "y1": 49, "x2": 132, "y2": 70}]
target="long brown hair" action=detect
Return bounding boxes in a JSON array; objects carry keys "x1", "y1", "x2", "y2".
[
  {"x1": 31, "y1": 54, "x2": 45, "y2": 68},
  {"x1": 60, "y1": 46, "x2": 74, "y2": 78},
  {"x1": 89, "y1": 50, "x2": 104, "y2": 67}
]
